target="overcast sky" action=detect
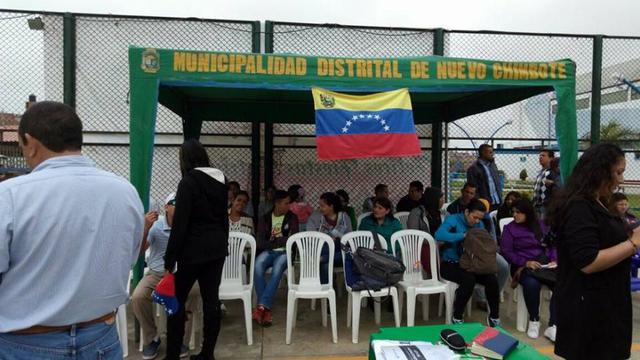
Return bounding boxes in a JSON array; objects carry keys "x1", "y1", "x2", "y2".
[{"x1": 3, "y1": 0, "x2": 640, "y2": 36}]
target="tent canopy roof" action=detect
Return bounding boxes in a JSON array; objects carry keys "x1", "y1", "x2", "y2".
[{"x1": 128, "y1": 46, "x2": 577, "y2": 206}]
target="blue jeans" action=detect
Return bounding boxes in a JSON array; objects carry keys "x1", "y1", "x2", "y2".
[
  {"x1": 520, "y1": 271, "x2": 556, "y2": 325},
  {"x1": 0, "y1": 322, "x2": 121, "y2": 360},
  {"x1": 254, "y1": 250, "x2": 288, "y2": 309}
]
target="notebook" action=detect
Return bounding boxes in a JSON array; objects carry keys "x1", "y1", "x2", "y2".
[{"x1": 470, "y1": 327, "x2": 519, "y2": 359}]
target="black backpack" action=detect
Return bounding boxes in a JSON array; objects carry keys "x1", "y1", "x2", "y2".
[{"x1": 344, "y1": 232, "x2": 406, "y2": 291}]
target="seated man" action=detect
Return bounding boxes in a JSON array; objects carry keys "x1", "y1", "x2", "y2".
[
  {"x1": 446, "y1": 182, "x2": 476, "y2": 215},
  {"x1": 362, "y1": 183, "x2": 394, "y2": 213},
  {"x1": 132, "y1": 193, "x2": 200, "y2": 360},
  {"x1": 396, "y1": 180, "x2": 424, "y2": 212},
  {"x1": 253, "y1": 190, "x2": 299, "y2": 326},
  {"x1": 435, "y1": 199, "x2": 501, "y2": 327}
]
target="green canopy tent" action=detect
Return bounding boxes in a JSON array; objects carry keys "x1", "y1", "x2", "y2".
[{"x1": 128, "y1": 46, "x2": 577, "y2": 280}]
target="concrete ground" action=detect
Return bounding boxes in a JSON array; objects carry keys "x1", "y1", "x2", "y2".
[{"x1": 124, "y1": 286, "x2": 640, "y2": 360}]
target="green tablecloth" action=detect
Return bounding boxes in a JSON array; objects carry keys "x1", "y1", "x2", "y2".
[{"x1": 369, "y1": 323, "x2": 548, "y2": 360}]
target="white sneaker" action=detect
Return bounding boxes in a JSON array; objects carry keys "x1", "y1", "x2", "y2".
[
  {"x1": 544, "y1": 325, "x2": 557, "y2": 342},
  {"x1": 527, "y1": 321, "x2": 540, "y2": 339}
]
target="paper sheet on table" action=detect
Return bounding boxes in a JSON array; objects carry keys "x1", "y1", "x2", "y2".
[{"x1": 372, "y1": 340, "x2": 459, "y2": 360}]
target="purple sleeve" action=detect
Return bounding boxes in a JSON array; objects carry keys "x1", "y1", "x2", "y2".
[
  {"x1": 500, "y1": 224, "x2": 527, "y2": 267},
  {"x1": 548, "y1": 247, "x2": 558, "y2": 263}
]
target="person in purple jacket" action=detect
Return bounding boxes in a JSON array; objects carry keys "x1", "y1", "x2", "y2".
[{"x1": 500, "y1": 198, "x2": 557, "y2": 342}]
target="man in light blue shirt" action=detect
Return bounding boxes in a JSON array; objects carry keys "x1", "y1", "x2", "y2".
[
  {"x1": 0, "y1": 102, "x2": 143, "y2": 360},
  {"x1": 132, "y1": 193, "x2": 200, "y2": 359}
]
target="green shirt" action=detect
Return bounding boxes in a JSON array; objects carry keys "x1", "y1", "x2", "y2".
[
  {"x1": 271, "y1": 214, "x2": 285, "y2": 251},
  {"x1": 358, "y1": 215, "x2": 403, "y2": 253}
]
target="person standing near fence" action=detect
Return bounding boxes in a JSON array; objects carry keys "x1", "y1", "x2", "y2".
[
  {"x1": 467, "y1": 144, "x2": 502, "y2": 211},
  {"x1": 548, "y1": 143, "x2": 639, "y2": 360},
  {"x1": 0, "y1": 101, "x2": 144, "y2": 359},
  {"x1": 164, "y1": 139, "x2": 229, "y2": 360},
  {"x1": 532, "y1": 149, "x2": 556, "y2": 219}
]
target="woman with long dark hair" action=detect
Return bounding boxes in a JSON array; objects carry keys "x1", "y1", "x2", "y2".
[
  {"x1": 501, "y1": 198, "x2": 557, "y2": 340},
  {"x1": 307, "y1": 192, "x2": 352, "y2": 284},
  {"x1": 549, "y1": 143, "x2": 640, "y2": 360},
  {"x1": 164, "y1": 139, "x2": 229, "y2": 360}
]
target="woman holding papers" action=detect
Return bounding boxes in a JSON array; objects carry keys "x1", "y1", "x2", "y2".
[{"x1": 548, "y1": 143, "x2": 640, "y2": 360}]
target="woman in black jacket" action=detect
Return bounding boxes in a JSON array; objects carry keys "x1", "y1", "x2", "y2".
[
  {"x1": 548, "y1": 143, "x2": 640, "y2": 360},
  {"x1": 164, "y1": 139, "x2": 229, "y2": 360}
]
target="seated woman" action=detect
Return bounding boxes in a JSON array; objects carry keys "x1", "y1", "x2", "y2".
[
  {"x1": 228, "y1": 190, "x2": 255, "y2": 235},
  {"x1": 496, "y1": 191, "x2": 522, "y2": 236},
  {"x1": 610, "y1": 192, "x2": 638, "y2": 225},
  {"x1": 358, "y1": 196, "x2": 402, "y2": 253},
  {"x1": 253, "y1": 190, "x2": 299, "y2": 326},
  {"x1": 501, "y1": 198, "x2": 557, "y2": 341},
  {"x1": 435, "y1": 198, "x2": 501, "y2": 327},
  {"x1": 307, "y1": 192, "x2": 352, "y2": 284},
  {"x1": 288, "y1": 185, "x2": 314, "y2": 231},
  {"x1": 407, "y1": 187, "x2": 443, "y2": 276}
]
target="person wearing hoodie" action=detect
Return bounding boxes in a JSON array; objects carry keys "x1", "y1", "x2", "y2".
[
  {"x1": 307, "y1": 192, "x2": 353, "y2": 284},
  {"x1": 435, "y1": 198, "x2": 501, "y2": 328},
  {"x1": 253, "y1": 190, "x2": 299, "y2": 326},
  {"x1": 407, "y1": 187, "x2": 444, "y2": 276},
  {"x1": 163, "y1": 139, "x2": 229, "y2": 360}
]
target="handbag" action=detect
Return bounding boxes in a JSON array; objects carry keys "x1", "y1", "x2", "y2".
[{"x1": 525, "y1": 253, "x2": 557, "y2": 286}]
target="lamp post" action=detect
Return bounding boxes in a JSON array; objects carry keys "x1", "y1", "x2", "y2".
[
  {"x1": 486, "y1": 120, "x2": 514, "y2": 147},
  {"x1": 450, "y1": 121, "x2": 477, "y2": 149}
]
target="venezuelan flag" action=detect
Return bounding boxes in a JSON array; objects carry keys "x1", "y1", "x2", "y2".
[{"x1": 312, "y1": 87, "x2": 421, "y2": 160}]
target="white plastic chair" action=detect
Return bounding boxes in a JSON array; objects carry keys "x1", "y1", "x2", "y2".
[
  {"x1": 499, "y1": 217, "x2": 514, "y2": 233},
  {"x1": 341, "y1": 231, "x2": 400, "y2": 343},
  {"x1": 285, "y1": 231, "x2": 337, "y2": 344},
  {"x1": 394, "y1": 211, "x2": 410, "y2": 229},
  {"x1": 219, "y1": 232, "x2": 256, "y2": 345},
  {"x1": 516, "y1": 284, "x2": 553, "y2": 332},
  {"x1": 357, "y1": 212, "x2": 371, "y2": 228},
  {"x1": 391, "y1": 230, "x2": 450, "y2": 326},
  {"x1": 116, "y1": 271, "x2": 131, "y2": 357}
]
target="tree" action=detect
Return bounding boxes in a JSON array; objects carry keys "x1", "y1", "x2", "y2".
[
  {"x1": 582, "y1": 120, "x2": 640, "y2": 149},
  {"x1": 519, "y1": 169, "x2": 528, "y2": 181}
]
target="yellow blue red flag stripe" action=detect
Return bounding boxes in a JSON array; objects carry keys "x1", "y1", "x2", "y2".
[{"x1": 312, "y1": 87, "x2": 421, "y2": 160}]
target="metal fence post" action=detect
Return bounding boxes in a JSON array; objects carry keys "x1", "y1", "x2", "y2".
[
  {"x1": 591, "y1": 35, "x2": 603, "y2": 145},
  {"x1": 264, "y1": 21, "x2": 274, "y2": 189},
  {"x1": 431, "y1": 28, "x2": 445, "y2": 189},
  {"x1": 63, "y1": 13, "x2": 76, "y2": 108},
  {"x1": 251, "y1": 21, "x2": 262, "y2": 215}
]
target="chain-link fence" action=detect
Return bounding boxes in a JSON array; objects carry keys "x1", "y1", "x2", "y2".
[{"x1": 3, "y1": 10, "x2": 640, "y2": 211}]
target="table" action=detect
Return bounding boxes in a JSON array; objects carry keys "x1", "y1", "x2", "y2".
[{"x1": 369, "y1": 323, "x2": 548, "y2": 360}]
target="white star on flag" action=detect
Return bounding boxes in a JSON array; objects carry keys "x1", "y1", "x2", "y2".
[
  {"x1": 380, "y1": 119, "x2": 386, "y2": 125},
  {"x1": 352, "y1": 115, "x2": 358, "y2": 120},
  {"x1": 384, "y1": 125, "x2": 390, "y2": 131},
  {"x1": 342, "y1": 127, "x2": 348, "y2": 133},
  {"x1": 374, "y1": 115, "x2": 380, "y2": 120},
  {"x1": 359, "y1": 114, "x2": 365, "y2": 119},
  {"x1": 346, "y1": 120, "x2": 352, "y2": 126},
  {"x1": 367, "y1": 114, "x2": 373, "y2": 118}
]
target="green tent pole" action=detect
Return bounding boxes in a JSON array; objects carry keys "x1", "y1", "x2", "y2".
[{"x1": 590, "y1": 35, "x2": 603, "y2": 145}]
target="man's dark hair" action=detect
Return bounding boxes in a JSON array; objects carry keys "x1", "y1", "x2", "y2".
[
  {"x1": 466, "y1": 198, "x2": 487, "y2": 213},
  {"x1": 19, "y1": 101, "x2": 83, "y2": 152},
  {"x1": 462, "y1": 182, "x2": 477, "y2": 191},
  {"x1": 409, "y1": 180, "x2": 424, "y2": 191},
  {"x1": 274, "y1": 189, "x2": 289, "y2": 202},
  {"x1": 287, "y1": 184, "x2": 302, "y2": 202},
  {"x1": 336, "y1": 189, "x2": 349, "y2": 204},
  {"x1": 374, "y1": 183, "x2": 388, "y2": 195},
  {"x1": 179, "y1": 139, "x2": 210, "y2": 176},
  {"x1": 540, "y1": 149, "x2": 555, "y2": 158},
  {"x1": 478, "y1": 144, "x2": 492, "y2": 157}
]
